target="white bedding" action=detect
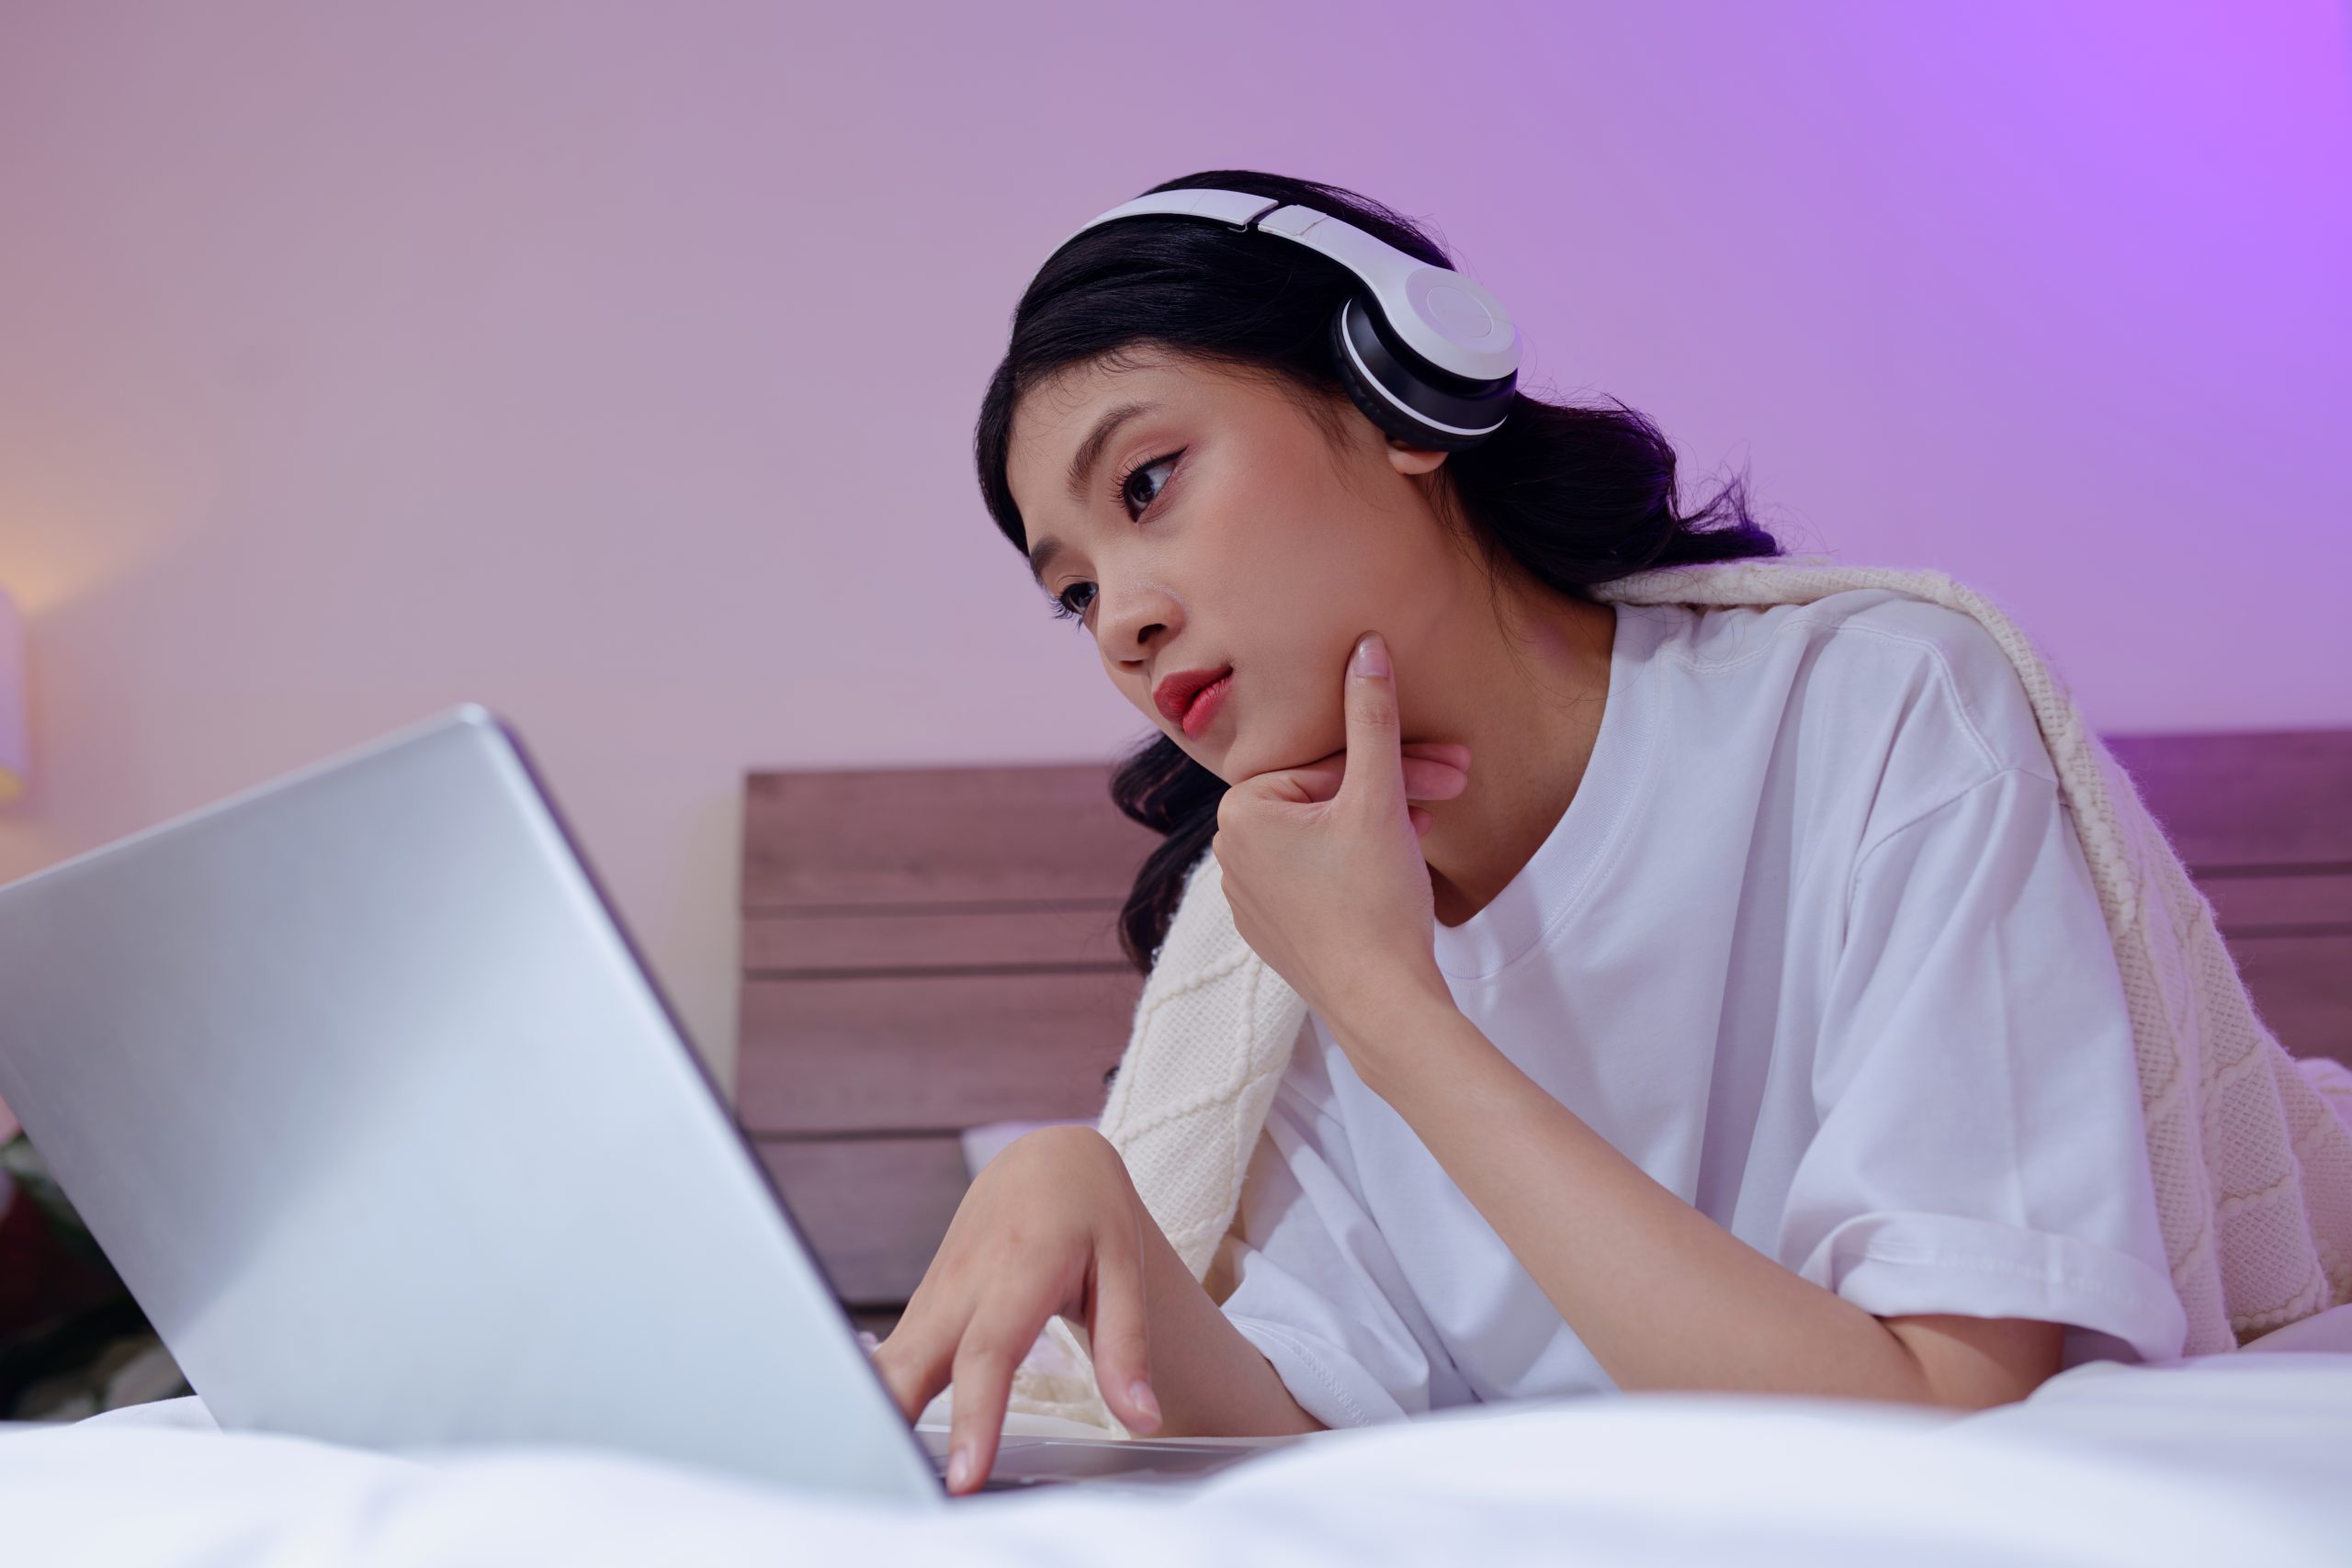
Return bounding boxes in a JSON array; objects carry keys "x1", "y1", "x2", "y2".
[{"x1": 5, "y1": 1309, "x2": 2349, "y2": 1567}]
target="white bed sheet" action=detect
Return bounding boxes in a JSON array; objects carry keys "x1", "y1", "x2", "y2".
[{"x1": 4, "y1": 1307, "x2": 2348, "y2": 1568}]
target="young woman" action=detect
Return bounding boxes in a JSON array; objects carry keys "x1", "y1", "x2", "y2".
[{"x1": 869, "y1": 170, "x2": 2186, "y2": 1495}]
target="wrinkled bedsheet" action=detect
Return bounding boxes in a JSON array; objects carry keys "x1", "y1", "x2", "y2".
[{"x1": 4, "y1": 1310, "x2": 2349, "y2": 1568}]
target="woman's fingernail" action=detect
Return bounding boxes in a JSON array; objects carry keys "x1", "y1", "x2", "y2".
[
  {"x1": 946, "y1": 1446, "x2": 974, "y2": 1490},
  {"x1": 1128, "y1": 1379, "x2": 1160, "y2": 1427},
  {"x1": 1351, "y1": 634, "x2": 1390, "y2": 678}
]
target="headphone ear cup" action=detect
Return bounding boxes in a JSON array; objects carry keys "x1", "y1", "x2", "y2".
[{"x1": 1327, "y1": 299, "x2": 1502, "y2": 453}]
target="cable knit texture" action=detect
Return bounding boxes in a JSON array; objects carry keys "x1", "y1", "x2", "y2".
[{"x1": 1002, "y1": 557, "x2": 2352, "y2": 1431}]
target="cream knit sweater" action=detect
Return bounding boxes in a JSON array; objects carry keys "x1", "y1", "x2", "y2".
[{"x1": 981, "y1": 558, "x2": 2352, "y2": 1433}]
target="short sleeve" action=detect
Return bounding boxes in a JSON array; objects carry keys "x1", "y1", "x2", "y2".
[
  {"x1": 1216, "y1": 1044, "x2": 1457, "y2": 1427},
  {"x1": 1781, "y1": 765, "x2": 2189, "y2": 1365}
]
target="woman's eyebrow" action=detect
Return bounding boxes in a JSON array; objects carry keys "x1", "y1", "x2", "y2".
[
  {"x1": 1027, "y1": 536, "x2": 1067, "y2": 590},
  {"x1": 1063, "y1": 400, "x2": 1157, "y2": 503}
]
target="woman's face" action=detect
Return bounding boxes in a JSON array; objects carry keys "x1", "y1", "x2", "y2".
[{"x1": 1004, "y1": 349, "x2": 1469, "y2": 784}]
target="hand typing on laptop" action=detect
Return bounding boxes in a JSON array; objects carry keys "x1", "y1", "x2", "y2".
[{"x1": 868, "y1": 1124, "x2": 1324, "y2": 1495}]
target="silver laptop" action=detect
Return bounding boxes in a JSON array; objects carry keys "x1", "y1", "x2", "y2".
[{"x1": 0, "y1": 705, "x2": 1295, "y2": 1502}]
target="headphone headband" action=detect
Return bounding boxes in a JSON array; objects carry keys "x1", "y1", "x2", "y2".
[
  {"x1": 1048, "y1": 186, "x2": 1524, "y2": 449},
  {"x1": 1054, "y1": 188, "x2": 1522, "y2": 385}
]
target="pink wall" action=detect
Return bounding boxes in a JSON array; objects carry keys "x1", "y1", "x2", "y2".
[{"x1": 2, "y1": 1, "x2": 2346, "y2": 1088}]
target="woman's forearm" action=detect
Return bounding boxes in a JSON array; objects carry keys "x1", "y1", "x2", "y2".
[
  {"x1": 1130, "y1": 1190, "x2": 1328, "y2": 1438},
  {"x1": 1334, "y1": 987, "x2": 2046, "y2": 1410}
]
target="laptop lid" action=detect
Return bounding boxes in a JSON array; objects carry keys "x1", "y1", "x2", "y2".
[{"x1": 0, "y1": 705, "x2": 942, "y2": 1506}]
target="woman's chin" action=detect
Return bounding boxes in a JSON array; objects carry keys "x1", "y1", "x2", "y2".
[
  {"x1": 1214, "y1": 738, "x2": 1316, "y2": 788},
  {"x1": 1194, "y1": 739, "x2": 1246, "y2": 784}
]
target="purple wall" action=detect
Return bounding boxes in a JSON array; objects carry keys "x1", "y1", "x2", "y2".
[{"x1": 2, "y1": 0, "x2": 2346, "y2": 1080}]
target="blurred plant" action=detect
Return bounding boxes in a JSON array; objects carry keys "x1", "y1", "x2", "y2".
[{"x1": 0, "y1": 1132, "x2": 190, "y2": 1420}]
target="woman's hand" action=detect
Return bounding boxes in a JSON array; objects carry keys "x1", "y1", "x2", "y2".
[
  {"x1": 870, "y1": 1124, "x2": 1324, "y2": 1490},
  {"x1": 867, "y1": 1125, "x2": 1166, "y2": 1494},
  {"x1": 1213, "y1": 631, "x2": 1462, "y2": 1047}
]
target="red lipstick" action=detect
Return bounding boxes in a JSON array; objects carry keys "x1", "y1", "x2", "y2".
[{"x1": 1153, "y1": 665, "x2": 1235, "y2": 739}]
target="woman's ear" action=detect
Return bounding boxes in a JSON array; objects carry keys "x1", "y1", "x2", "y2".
[{"x1": 1385, "y1": 439, "x2": 1450, "y2": 477}]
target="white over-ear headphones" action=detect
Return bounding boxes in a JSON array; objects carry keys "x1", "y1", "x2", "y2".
[{"x1": 1052, "y1": 187, "x2": 1522, "y2": 451}]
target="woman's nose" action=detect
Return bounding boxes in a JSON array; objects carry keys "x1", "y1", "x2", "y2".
[{"x1": 1097, "y1": 580, "x2": 1179, "y2": 658}]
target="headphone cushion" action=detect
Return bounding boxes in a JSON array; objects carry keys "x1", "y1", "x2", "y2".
[{"x1": 1327, "y1": 301, "x2": 1497, "y2": 453}]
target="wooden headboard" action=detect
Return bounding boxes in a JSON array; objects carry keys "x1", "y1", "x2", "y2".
[
  {"x1": 738, "y1": 729, "x2": 2352, "y2": 1325},
  {"x1": 734, "y1": 765, "x2": 1157, "y2": 1328}
]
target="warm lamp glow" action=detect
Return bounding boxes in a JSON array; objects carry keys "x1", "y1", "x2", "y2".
[{"x1": 0, "y1": 586, "x2": 26, "y2": 804}]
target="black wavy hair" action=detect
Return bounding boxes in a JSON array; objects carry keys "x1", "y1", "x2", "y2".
[{"x1": 975, "y1": 170, "x2": 1784, "y2": 974}]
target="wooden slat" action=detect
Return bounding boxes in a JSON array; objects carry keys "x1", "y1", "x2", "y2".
[
  {"x1": 2102, "y1": 729, "x2": 2352, "y2": 870},
  {"x1": 2231, "y1": 933, "x2": 2352, "y2": 1067},
  {"x1": 755, "y1": 1135, "x2": 968, "y2": 1307},
  {"x1": 742, "y1": 764, "x2": 1154, "y2": 908},
  {"x1": 737, "y1": 969, "x2": 1140, "y2": 1134},
  {"x1": 743, "y1": 904, "x2": 1128, "y2": 975},
  {"x1": 2198, "y1": 872, "x2": 2352, "y2": 936}
]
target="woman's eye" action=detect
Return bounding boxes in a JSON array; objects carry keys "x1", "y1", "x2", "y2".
[
  {"x1": 1116, "y1": 451, "x2": 1182, "y2": 520},
  {"x1": 1045, "y1": 450, "x2": 1178, "y2": 625}
]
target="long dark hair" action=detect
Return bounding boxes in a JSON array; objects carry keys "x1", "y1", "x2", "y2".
[{"x1": 975, "y1": 170, "x2": 1784, "y2": 974}]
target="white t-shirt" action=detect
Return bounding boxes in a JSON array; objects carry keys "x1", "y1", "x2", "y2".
[{"x1": 1216, "y1": 588, "x2": 2188, "y2": 1429}]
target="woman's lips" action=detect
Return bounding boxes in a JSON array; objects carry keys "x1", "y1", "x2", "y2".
[{"x1": 1180, "y1": 671, "x2": 1234, "y2": 739}]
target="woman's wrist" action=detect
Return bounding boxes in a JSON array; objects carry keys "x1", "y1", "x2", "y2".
[{"x1": 1324, "y1": 976, "x2": 1478, "y2": 1107}]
